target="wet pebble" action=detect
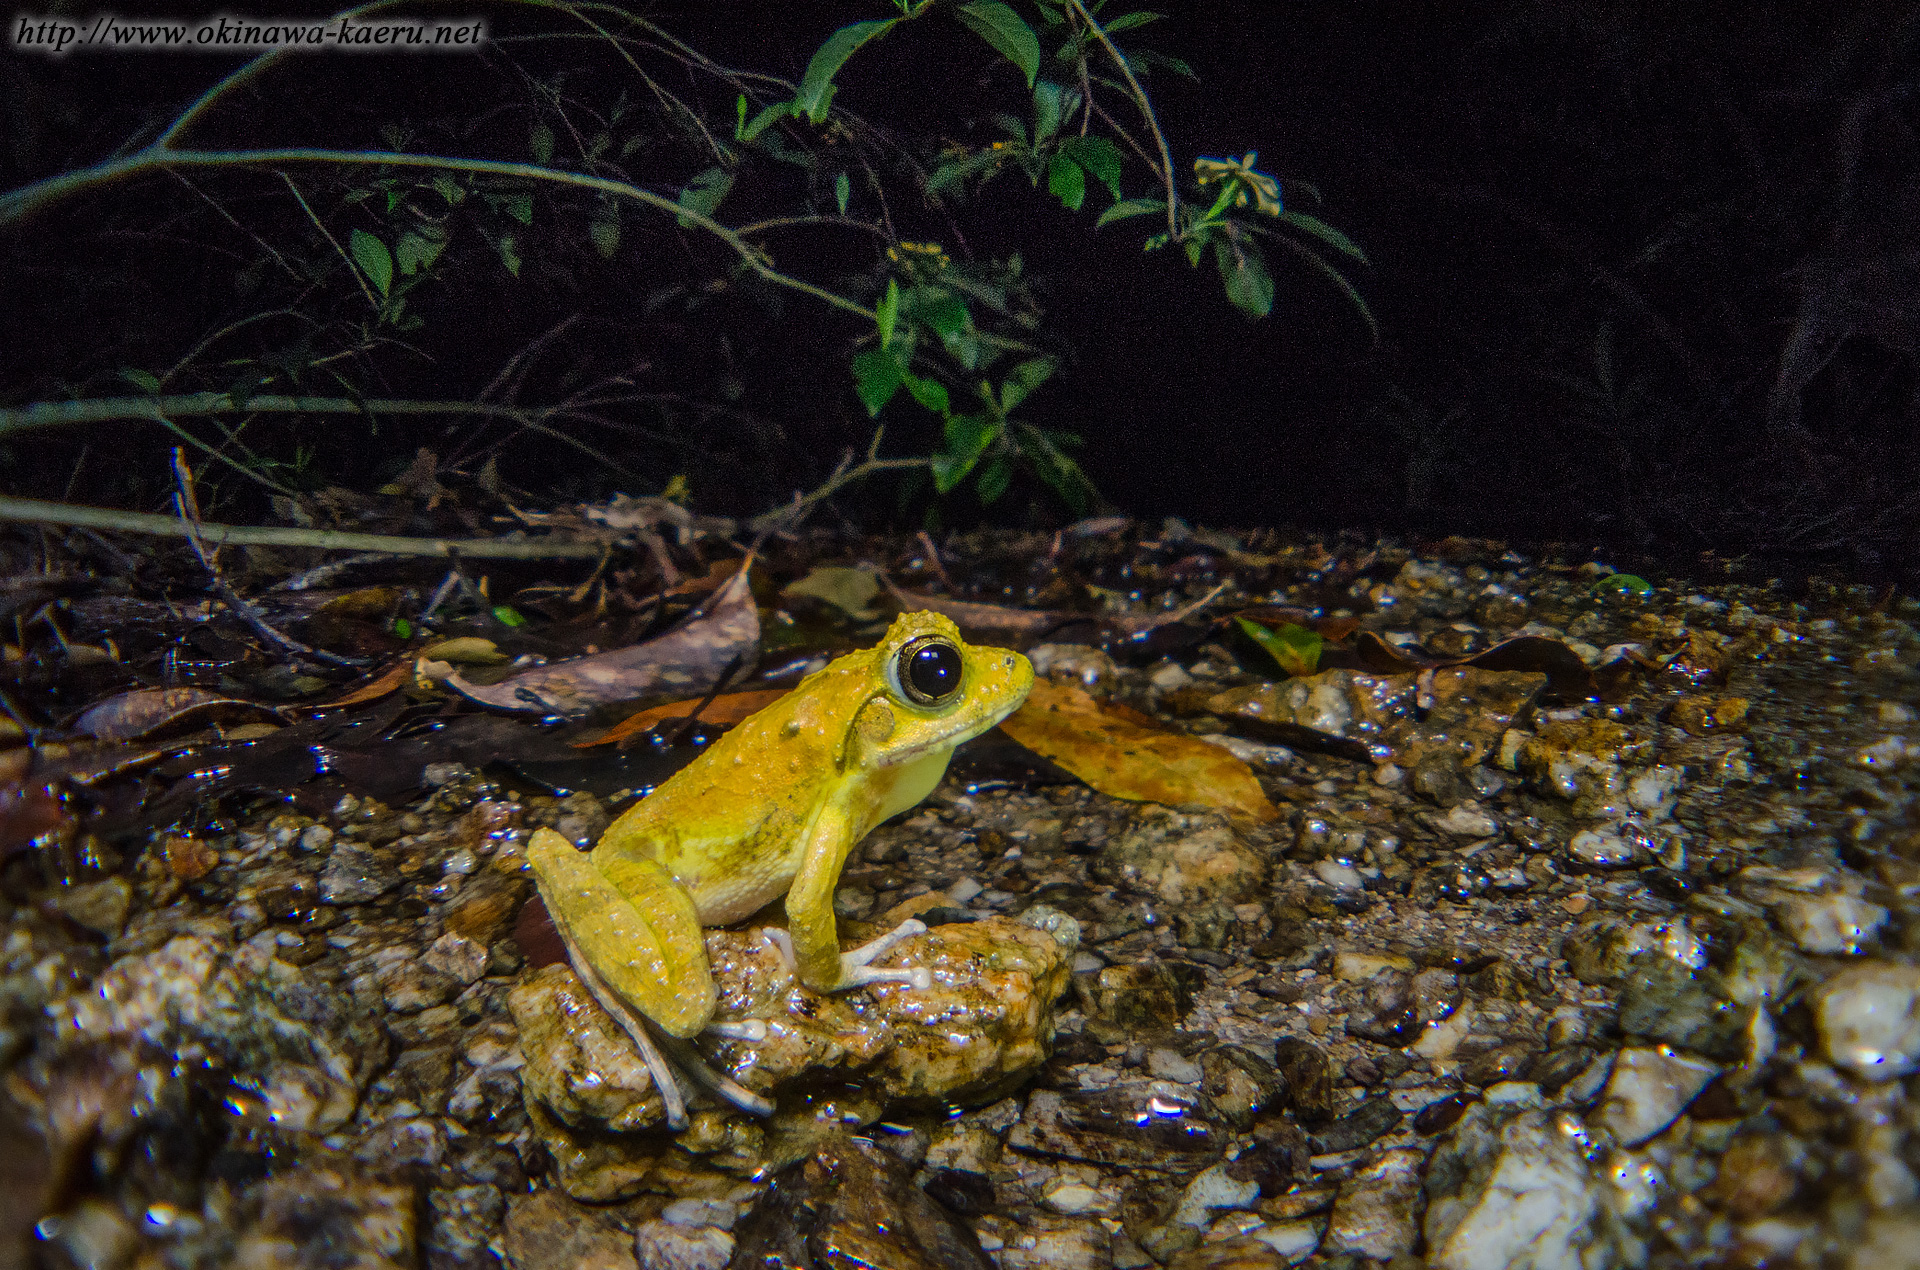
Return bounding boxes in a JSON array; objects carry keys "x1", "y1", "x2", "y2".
[
  {"x1": 1814, "y1": 960, "x2": 1920, "y2": 1079},
  {"x1": 1594, "y1": 1045, "x2": 1719, "y2": 1146}
]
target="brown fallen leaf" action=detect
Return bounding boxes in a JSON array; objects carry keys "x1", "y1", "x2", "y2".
[
  {"x1": 322, "y1": 661, "x2": 411, "y2": 708},
  {"x1": 578, "y1": 687, "x2": 792, "y2": 748},
  {"x1": 449, "y1": 568, "x2": 760, "y2": 716},
  {"x1": 72, "y1": 687, "x2": 283, "y2": 742},
  {"x1": 999, "y1": 680, "x2": 1278, "y2": 822}
]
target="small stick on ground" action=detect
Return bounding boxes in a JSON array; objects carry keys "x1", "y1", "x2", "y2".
[
  {"x1": 916, "y1": 529, "x2": 957, "y2": 593},
  {"x1": 171, "y1": 451, "x2": 368, "y2": 671}
]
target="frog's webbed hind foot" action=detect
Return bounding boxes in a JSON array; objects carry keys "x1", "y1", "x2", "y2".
[
  {"x1": 656, "y1": 1034, "x2": 775, "y2": 1118},
  {"x1": 763, "y1": 918, "x2": 934, "y2": 992}
]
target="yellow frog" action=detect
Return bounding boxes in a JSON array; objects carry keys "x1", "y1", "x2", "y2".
[{"x1": 525, "y1": 610, "x2": 1033, "y2": 1127}]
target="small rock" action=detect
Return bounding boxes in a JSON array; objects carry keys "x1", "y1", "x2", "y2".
[
  {"x1": 632, "y1": 1219, "x2": 733, "y2": 1270},
  {"x1": 1616, "y1": 952, "x2": 1748, "y2": 1061},
  {"x1": 319, "y1": 844, "x2": 399, "y2": 904},
  {"x1": 1593, "y1": 1046, "x2": 1719, "y2": 1146},
  {"x1": 1306, "y1": 1097, "x2": 1402, "y2": 1154},
  {"x1": 1814, "y1": 960, "x2": 1920, "y2": 1080},
  {"x1": 1168, "y1": 1234, "x2": 1298, "y2": 1268},
  {"x1": 1425, "y1": 1105, "x2": 1611, "y2": 1270},
  {"x1": 423, "y1": 930, "x2": 491, "y2": 986},
  {"x1": 1201, "y1": 1046, "x2": 1287, "y2": 1129},
  {"x1": 1437, "y1": 804, "x2": 1499, "y2": 837},
  {"x1": 1170, "y1": 1162, "x2": 1262, "y2": 1228},
  {"x1": 1039, "y1": 1178, "x2": 1116, "y2": 1215},
  {"x1": 49, "y1": 877, "x2": 132, "y2": 937},
  {"x1": 1148, "y1": 1047, "x2": 1204, "y2": 1085},
  {"x1": 1773, "y1": 891, "x2": 1888, "y2": 955},
  {"x1": 730, "y1": 1131, "x2": 993, "y2": 1270},
  {"x1": 503, "y1": 1187, "x2": 636, "y2": 1270},
  {"x1": 1321, "y1": 1148, "x2": 1424, "y2": 1259},
  {"x1": 1271, "y1": 1038, "x2": 1334, "y2": 1123},
  {"x1": 230, "y1": 1170, "x2": 416, "y2": 1269}
]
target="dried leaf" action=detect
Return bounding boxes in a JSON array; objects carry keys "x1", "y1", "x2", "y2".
[
  {"x1": 449, "y1": 569, "x2": 759, "y2": 716},
  {"x1": 418, "y1": 637, "x2": 508, "y2": 665},
  {"x1": 323, "y1": 661, "x2": 411, "y2": 707},
  {"x1": 883, "y1": 582, "x2": 1223, "y2": 651},
  {"x1": 579, "y1": 688, "x2": 791, "y2": 748},
  {"x1": 999, "y1": 680, "x2": 1278, "y2": 822},
  {"x1": 72, "y1": 688, "x2": 282, "y2": 742},
  {"x1": 782, "y1": 567, "x2": 884, "y2": 618}
]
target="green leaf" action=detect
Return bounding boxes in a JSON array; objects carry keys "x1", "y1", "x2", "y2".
[
  {"x1": 956, "y1": 1, "x2": 1040, "y2": 87},
  {"x1": 499, "y1": 193, "x2": 533, "y2": 225},
  {"x1": 492, "y1": 605, "x2": 526, "y2": 628},
  {"x1": 392, "y1": 617, "x2": 413, "y2": 640},
  {"x1": 834, "y1": 170, "x2": 851, "y2": 215},
  {"x1": 1058, "y1": 135, "x2": 1122, "y2": 200},
  {"x1": 851, "y1": 347, "x2": 905, "y2": 416},
  {"x1": 1101, "y1": 10, "x2": 1163, "y2": 34},
  {"x1": 795, "y1": 18, "x2": 898, "y2": 124},
  {"x1": 1032, "y1": 79, "x2": 1063, "y2": 143},
  {"x1": 498, "y1": 234, "x2": 521, "y2": 277},
  {"x1": 1278, "y1": 211, "x2": 1369, "y2": 265},
  {"x1": 119, "y1": 367, "x2": 161, "y2": 394},
  {"x1": 590, "y1": 216, "x2": 620, "y2": 259},
  {"x1": 1095, "y1": 197, "x2": 1166, "y2": 228},
  {"x1": 1215, "y1": 238, "x2": 1274, "y2": 317},
  {"x1": 876, "y1": 278, "x2": 899, "y2": 349},
  {"x1": 1017, "y1": 425, "x2": 1092, "y2": 514},
  {"x1": 908, "y1": 289, "x2": 970, "y2": 341},
  {"x1": 976, "y1": 456, "x2": 1013, "y2": 504},
  {"x1": 676, "y1": 166, "x2": 735, "y2": 226},
  {"x1": 735, "y1": 93, "x2": 748, "y2": 139},
  {"x1": 1047, "y1": 153, "x2": 1086, "y2": 211},
  {"x1": 742, "y1": 100, "x2": 792, "y2": 141},
  {"x1": 349, "y1": 229, "x2": 393, "y2": 297},
  {"x1": 1235, "y1": 616, "x2": 1323, "y2": 677},
  {"x1": 932, "y1": 413, "x2": 999, "y2": 492},
  {"x1": 903, "y1": 373, "x2": 950, "y2": 413},
  {"x1": 529, "y1": 123, "x2": 554, "y2": 165},
  {"x1": 429, "y1": 175, "x2": 464, "y2": 205},
  {"x1": 394, "y1": 229, "x2": 445, "y2": 276},
  {"x1": 1000, "y1": 356, "x2": 1057, "y2": 411}
]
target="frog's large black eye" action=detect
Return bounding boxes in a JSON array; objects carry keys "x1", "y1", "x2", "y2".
[{"x1": 897, "y1": 636, "x2": 963, "y2": 706}]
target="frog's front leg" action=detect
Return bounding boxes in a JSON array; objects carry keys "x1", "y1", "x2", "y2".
[{"x1": 776, "y1": 804, "x2": 933, "y2": 993}]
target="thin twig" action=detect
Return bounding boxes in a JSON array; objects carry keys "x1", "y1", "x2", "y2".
[
  {"x1": 280, "y1": 172, "x2": 380, "y2": 313},
  {"x1": 1066, "y1": 0, "x2": 1178, "y2": 242},
  {"x1": 747, "y1": 428, "x2": 931, "y2": 535},
  {"x1": 171, "y1": 451, "x2": 369, "y2": 669},
  {"x1": 0, "y1": 494, "x2": 609, "y2": 559}
]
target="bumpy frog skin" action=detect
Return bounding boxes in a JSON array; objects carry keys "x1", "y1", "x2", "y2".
[{"x1": 526, "y1": 610, "x2": 1033, "y2": 1127}]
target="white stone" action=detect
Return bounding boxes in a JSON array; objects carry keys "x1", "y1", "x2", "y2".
[
  {"x1": 1170, "y1": 1163, "x2": 1260, "y2": 1228},
  {"x1": 1567, "y1": 827, "x2": 1639, "y2": 868},
  {"x1": 1439, "y1": 804, "x2": 1500, "y2": 837},
  {"x1": 660, "y1": 1198, "x2": 737, "y2": 1230},
  {"x1": 1626, "y1": 766, "x2": 1681, "y2": 816},
  {"x1": 1146, "y1": 1047, "x2": 1203, "y2": 1085},
  {"x1": 1313, "y1": 859, "x2": 1365, "y2": 891},
  {"x1": 1322, "y1": 1149, "x2": 1424, "y2": 1259},
  {"x1": 1198, "y1": 733, "x2": 1296, "y2": 768},
  {"x1": 946, "y1": 876, "x2": 983, "y2": 904},
  {"x1": 1040, "y1": 1179, "x2": 1114, "y2": 1215},
  {"x1": 1426, "y1": 1107, "x2": 1606, "y2": 1270},
  {"x1": 1253, "y1": 1219, "x2": 1324, "y2": 1263},
  {"x1": 1593, "y1": 1046, "x2": 1719, "y2": 1146},
  {"x1": 1816, "y1": 961, "x2": 1920, "y2": 1080},
  {"x1": 422, "y1": 932, "x2": 489, "y2": 986},
  {"x1": 633, "y1": 1219, "x2": 733, "y2": 1270},
  {"x1": 1774, "y1": 891, "x2": 1888, "y2": 955},
  {"x1": 1149, "y1": 661, "x2": 1195, "y2": 690}
]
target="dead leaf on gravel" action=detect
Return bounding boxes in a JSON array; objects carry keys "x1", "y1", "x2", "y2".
[
  {"x1": 449, "y1": 568, "x2": 759, "y2": 716},
  {"x1": 72, "y1": 687, "x2": 283, "y2": 742},
  {"x1": 579, "y1": 687, "x2": 791, "y2": 748},
  {"x1": 999, "y1": 680, "x2": 1278, "y2": 822},
  {"x1": 323, "y1": 661, "x2": 412, "y2": 708}
]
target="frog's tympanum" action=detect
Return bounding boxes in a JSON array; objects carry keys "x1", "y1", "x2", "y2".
[{"x1": 526, "y1": 610, "x2": 1033, "y2": 1127}]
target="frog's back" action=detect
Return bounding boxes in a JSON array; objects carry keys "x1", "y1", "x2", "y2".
[{"x1": 593, "y1": 661, "x2": 861, "y2": 921}]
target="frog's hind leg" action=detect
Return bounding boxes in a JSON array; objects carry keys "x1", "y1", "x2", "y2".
[
  {"x1": 551, "y1": 920, "x2": 691, "y2": 1129},
  {"x1": 654, "y1": 1035, "x2": 775, "y2": 1118}
]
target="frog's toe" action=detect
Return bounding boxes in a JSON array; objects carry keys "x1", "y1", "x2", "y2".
[
  {"x1": 840, "y1": 918, "x2": 932, "y2": 991},
  {"x1": 706, "y1": 1018, "x2": 768, "y2": 1042},
  {"x1": 760, "y1": 926, "x2": 797, "y2": 971}
]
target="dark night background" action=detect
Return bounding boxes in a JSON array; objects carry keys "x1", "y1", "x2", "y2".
[{"x1": 4, "y1": 3, "x2": 1917, "y2": 582}]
